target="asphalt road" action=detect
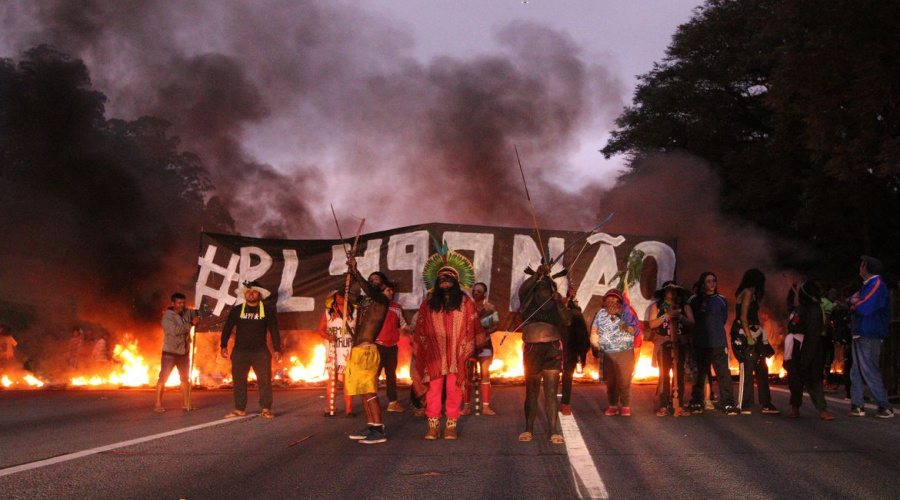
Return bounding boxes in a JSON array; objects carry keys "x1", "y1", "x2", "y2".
[{"x1": 1, "y1": 383, "x2": 898, "y2": 499}]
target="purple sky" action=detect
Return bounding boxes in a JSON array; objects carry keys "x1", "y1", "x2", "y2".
[{"x1": 1, "y1": 0, "x2": 704, "y2": 237}]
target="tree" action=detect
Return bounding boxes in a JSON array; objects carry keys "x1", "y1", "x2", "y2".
[{"x1": 602, "y1": 0, "x2": 900, "y2": 279}]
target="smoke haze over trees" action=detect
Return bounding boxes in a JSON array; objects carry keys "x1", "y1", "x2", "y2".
[{"x1": 603, "y1": 0, "x2": 900, "y2": 280}]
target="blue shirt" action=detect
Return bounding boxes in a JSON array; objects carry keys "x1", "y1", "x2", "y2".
[{"x1": 688, "y1": 293, "x2": 729, "y2": 348}]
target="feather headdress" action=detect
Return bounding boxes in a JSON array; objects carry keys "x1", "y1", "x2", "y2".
[{"x1": 422, "y1": 235, "x2": 475, "y2": 291}]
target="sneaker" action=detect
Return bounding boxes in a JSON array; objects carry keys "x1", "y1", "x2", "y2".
[
  {"x1": 620, "y1": 407, "x2": 632, "y2": 417},
  {"x1": 359, "y1": 427, "x2": 387, "y2": 444},
  {"x1": 689, "y1": 403, "x2": 703, "y2": 414},
  {"x1": 848, "y1": 405, "x2": 866, "y2": 417},
  {"x1": 560, "y1": 404, "x2": 572, "y2": 416},
  {"x1": 820, "y1": 412, "x2": 835, "y2": 421},
  {"x1": 724, "y1": 405, "x2": 739, "y2": 416},
  {"x1": 740, "y1": 407, "x2": 752, "y2": 415},
  {"x1": 761, "y1": 404, "x2": 781, "y2": 415},
  {"x1": 349, "y1": 427, "x2": 372, "y2": 440},
  {"x1": 605, "y1": 407, "x2": 619, "y2": 416},
  {"x1": 387, "y1": 401, "x2": 406, "y2": 413},
  {"x1": 875, "y1": 407, "x2": 895, "y2": 419},
  {"x1": 788, "y1": 407, "x2": 800, "y2": 418}
]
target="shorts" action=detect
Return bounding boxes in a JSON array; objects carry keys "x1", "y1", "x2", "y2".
[
  {"x1": 159, "y1": 352, "x2": 190, "y2": 384},
  {"x1": 344, "y1": 345, "x2": 380, "y2": 396},
  {"x1": 523, "y1": 341, "x2": 562, "y2": 375}
]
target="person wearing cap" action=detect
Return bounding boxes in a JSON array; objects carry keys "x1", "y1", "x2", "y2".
[
  {"x1": 413, "y1": 249, "x2": 485, "y2": 440},
  {"x1": 344, "y1": 259, "x2": 391, "y2": 444},
  {"x1": 591, "y1": 288, "x2": 640, "y2": 417},
  {"x1": 155, "y1": 292, "x2": 200, "y2": 413},
  {"x1": 784, "y1": 281, "x2": 834, "y2": 420},
  {"x1": 375, "y1": 281, "x2": 409, "y2": 413},
  {"x1": 647, "y1": 281, "x2": 693, "y2": 417},
  {"x1": 847, "y1": 256, "x2": 894, "y2": 418},
  {"x1": 686, "y1": 271, "x2": 739, "y2": 415},
  {"x1": 518, "y1": 264, "x2": 571, "y2": 444},
  {"x1": 318, "y1": 288, "x2": 357, "y2": 417},
  {"x1": 220, "y1": 281, "x2": 281, "y2": 419}
]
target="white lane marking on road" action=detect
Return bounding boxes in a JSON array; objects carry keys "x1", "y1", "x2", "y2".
[
  {"x1": 0, "y1": 415, "x2": 253, "y2": 477},
  {"x1": 560, "y1": 413, "x2": 608, "y2": 499}
]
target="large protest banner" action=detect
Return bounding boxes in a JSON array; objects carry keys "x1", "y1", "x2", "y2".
[{"x1": 194, "y1": 223, "x2": 677, "y2": 331}]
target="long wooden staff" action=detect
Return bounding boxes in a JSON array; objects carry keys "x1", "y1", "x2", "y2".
[
  {"x1": 330, "y1": 205, "x2": 365, "y2": 415},
  {"x1": 187, "y1": 228, "x2": 204, "y2": 409}
]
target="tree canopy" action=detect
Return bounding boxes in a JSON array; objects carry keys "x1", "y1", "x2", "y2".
[{"x1": 602, "y1": 0, "x2": 900, "y2": 280}]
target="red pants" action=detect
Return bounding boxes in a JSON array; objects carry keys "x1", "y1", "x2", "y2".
[{"x1": 426, "y1": 373, "x2": 462, "y2": 418}]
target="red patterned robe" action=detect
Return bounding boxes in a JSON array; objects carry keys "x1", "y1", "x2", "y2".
[{"x1": 412, "y1": 294, "x2": 486, "y2": 395}]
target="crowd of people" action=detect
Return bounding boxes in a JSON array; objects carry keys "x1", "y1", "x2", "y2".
[{"x1": 152, "y1": 253, "x2": 896, "y2": 445}]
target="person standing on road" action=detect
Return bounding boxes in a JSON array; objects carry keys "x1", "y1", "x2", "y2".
[
  {"x1": 591, "y1": 289, "x2": 640, "y2": 417},
  {"x1": 784, "y1": 281, "x2": 834, "y2": 420},
  {"x1": 731, "y1": 269, "x2": 779, "y2": 415},
  {"x1": 154, "y1": 293, "x2": 200, "y2": 413},
  {"x1": 847, "y1": 256, "x2": 894, "y2": 419},
  {"x1": 646, "y1": 281, "x2": 692, "y2": 417},
  {"x1": 376, "y1": 281, "x2": 409, "y2": 413},
  {"x1": 462, "y1": 281, "x2": 500, "y2": 416},
  {"x1": 318, "y1": 288, "x2": 356, "y2": 417},
  {"x1": 560, "y1": 289, "x2": 591, "y2": 416},
  {"x1": 221, "y1": 281, "x2": 281, "y2": 419},
  {"x1": 518, "y1": 264, "x2": 571, "y2": 444},
  {"x1": 687, "y1": 272, "x2": 739, "y2": 416},
  {"x1": 412, "y1": 249, "x2": 484, "y2": 440},
  {"x1": 344, "y1": 262, "x2": 391, "y2": 444}
]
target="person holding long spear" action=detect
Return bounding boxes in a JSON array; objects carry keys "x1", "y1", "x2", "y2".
[
  {"x1": 344, "y1": 253, "x2": 391, "y2": 445},
  {"x1": 154, "y1": 292, "x2": 200, "y2": 413}
]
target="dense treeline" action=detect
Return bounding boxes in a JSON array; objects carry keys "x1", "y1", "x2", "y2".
[
  {"x1": 0, "y1": 46, "x2": 233, "y2": 327},
  {"x1": 602, "y1": 0, "x2": 900, "y2": 281}
]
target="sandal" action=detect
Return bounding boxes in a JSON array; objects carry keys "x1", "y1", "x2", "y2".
[
  {"x1": 550, "y1": 434, "x2": 565, "y2": 444},
  {"x1": 224, "y1": 410, "x2": 247, "y2": 418},
  {"x1": 153, "y1": 406, "x2": 166, "y2": 413},
  {"x1": 656, "y1": 407, "x2": 669, "y2": 417},
  {"x1": 260, "y1": 409, "x2": 275, "y2": 419},
  {"x1": 518, "y1": 431, "x2": 533, "y2": 442}
]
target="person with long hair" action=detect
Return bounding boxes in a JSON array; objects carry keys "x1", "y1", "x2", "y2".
[
  {"x1": 318, "y1": 288, "x2": 357, "y2": 417},
  {"x1": 784, "y1": 281, "x2": 834, "y2": 420},
  {"x1": 687, "y1": 272, "x2": 738, "y2": 415},
  {"x1": 647, "y1": 281, "x2": 693, "y2": 417},
  {"x1": 732, "y1": 269, "x2": 780, "y2": 415}
]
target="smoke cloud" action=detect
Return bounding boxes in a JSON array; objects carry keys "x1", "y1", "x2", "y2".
[{"x1": 0, "y1": 1, "x2": 805, "y2": 381}]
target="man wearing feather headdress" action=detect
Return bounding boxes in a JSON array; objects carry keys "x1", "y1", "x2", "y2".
[{"x1": 412, "y1": 244, "x2": 487, "y2": 440}]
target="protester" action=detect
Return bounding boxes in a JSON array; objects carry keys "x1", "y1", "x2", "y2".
[
  {"x1": 831, "y1": 287, "x2": 854, "y2": 399},
  {"x1": 67, "y1": 327, "x2": 84, "y2": 369},
  {"x1": 591, "y1": 289, "x2": 640, "y2": 417},
  {"x1": 413, "y1": 250, "x2": 485, "y2": 440},
  {"x1": 375, "y1": 282, "x2": 409, "y2": 413},
  {"x1": 560, "y1": 288, "x2": 590, "y2": 416},
  {"x1": 92, "y1": 331, "x2": 111, "y2": 366},
  {"x1": 155, "y1": 293, "x2": 200, "y2": 412},
  {"x1": 731, "y1": 269, "x2": 779, "y2": 415},
  {"x1": 848, "y1": 256, "x2": 894, "y2": 418},
  {"x1": 517, "y1": 264, "x2": 571, "y2": 444},
  {"x1": 784, "y1": 282, "x2": 834, "y2": 420},
  {"x1": 318, "y1": 288, "x2": 356, "y2": 417},
  {"x1": 462, "y1": 282, "x2": 500, "y2": 416},
  {"x1": 344, "y1": 263, "x2": 391, "y2": 444},
  {"x1": 647, "y1": 281, "x2": 692, "y2": 417},
  {"x1": 687, "y1": 272, "x2": 738, "y2": 415},
  {"x1": 0, "y1": 325, "x2": 18, "y2": 369},
  {"x1": 220, "y1": 281, "x2": 281, "y2": 419}
]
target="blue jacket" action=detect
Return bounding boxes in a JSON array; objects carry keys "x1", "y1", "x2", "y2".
[
  {"x1": 688, "y1": 293, "x2": 729, "y2": 348},
  {"x1": 851, "y1": 275, "x2": 890, "y2": 339}
]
